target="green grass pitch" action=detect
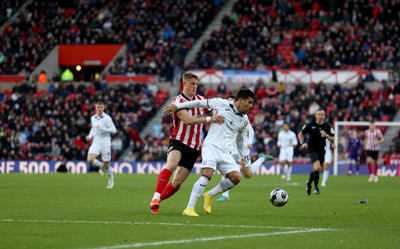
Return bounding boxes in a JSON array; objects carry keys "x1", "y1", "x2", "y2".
[{"x1": 1, "y1": 173, "x2": 399, "y2": 249}]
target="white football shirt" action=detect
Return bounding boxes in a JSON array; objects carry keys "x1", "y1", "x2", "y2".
[
  {"x1": 277, "y1": 129, "x2": 298, "y2": 149},
  {"x1": 87, "y1": 112, "x2": 117, "y2": 145},
  {"x1": 175, "y1": 98, "x2": 250, "y2": 161}
]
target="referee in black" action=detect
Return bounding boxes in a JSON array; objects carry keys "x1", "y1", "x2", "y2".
[{"x1": 298, "y1": 109, "x2": 335, "y2": 195}]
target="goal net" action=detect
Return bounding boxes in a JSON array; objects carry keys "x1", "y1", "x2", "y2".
[{"x1": 333, "y1": 121, "x2": 400, "y2": 176}]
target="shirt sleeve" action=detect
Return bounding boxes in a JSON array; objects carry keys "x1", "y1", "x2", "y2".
[
  {"x1": 277, "y1": 131, "x2": 282, "y2": 146},
  {"x1": 291, "y1": 132, "x2": 298, "y2": 146},
  {"x1": 327, "y1": 125, "x2": 335, "y2": 136},
  {"x1": 236, "y1": 130, "x2": 250, "y2": 166},
  {"x1": 101, "y1": 117, "x2": 117, "y2": 134},
  {"x1": 301, "y1": 123, "x2": 310, "y2": 134},
  {"x1": 87, "y1": 118, "x2": 95, "y2": 139},
  {"x1": 175, "y1": 98, "x2": 225, "y2": 110}
]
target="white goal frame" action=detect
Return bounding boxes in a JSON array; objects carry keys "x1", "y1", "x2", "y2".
[{"x1": 333, "y1": 121, "x2": 400, "y2": 175}]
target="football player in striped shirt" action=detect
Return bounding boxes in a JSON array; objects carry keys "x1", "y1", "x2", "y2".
[
  {"x1": 364, "y1": 120, "x2": 384, "y2": 182},
  {"x1": 149, "y1": 72, "x2": 224, "y2": 214}
]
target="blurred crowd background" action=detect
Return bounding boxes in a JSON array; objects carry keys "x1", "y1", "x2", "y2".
[{"x1": 1, "y1": 0, "x2": 399, "y2": 165}]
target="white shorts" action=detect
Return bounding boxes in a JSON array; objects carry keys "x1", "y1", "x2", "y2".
[
  {"x1": 324, "y1": 150, "x2": 332, "y2": 164},
  {"x1": 201, "y1": 144, "x2": 240, "y2": 177},
  {"x1": 88, "y1": 143, "x2": 112, "y2": 162},
  {"x1": 279, "y1": 147, "x2": 294, "y2": 162}
]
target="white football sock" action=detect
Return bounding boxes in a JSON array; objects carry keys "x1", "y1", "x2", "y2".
[
  {"x1": 221, "y1": 175, "x2": 230, "y2": 198},
  {"x1": 186, "y1": 176, "x2": 209, "y2": 209},
  {"x1": 283, "y1": 164, "x2": 288, "y2": 175},
  {"x1": 287, "y1": 166, "x2": 292, "y2": 179},
  {"x1": 208, "y1": 178, "x2": 235, "y2": 197},
  {"x1": 250, "y1": 157, "x2": 265, "y2": 174},
  {"x1": 104, "y1": 166, "x2": 114, "y2": 182},
  {"x1": 322, "y1": 170, "x2": 329, "y2": 185},
  {"x1": 93, "y1": 159, "x2": 104, "y2": 167}
]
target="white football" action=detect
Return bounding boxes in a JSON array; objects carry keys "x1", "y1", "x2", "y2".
[{"x1": 270, "y1": 188, "x2": 289, "y2": 207}]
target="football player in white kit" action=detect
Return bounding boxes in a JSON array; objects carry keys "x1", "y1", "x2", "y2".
[
  {"x1": 163, "y1": 89, "x2": 256, "y2": 216},
  {"x1": 277, "y1": 122, "x2": 298, "y2": 181},
  {"x1": 217, "y1": 96, "x2": 273, "y2": 201},
  {"x1": 321, "y1": 138, "x2": 334, "y2": 187},
  {"x1": 86, "y1": 102, "x2": 117, "y2": 189}
]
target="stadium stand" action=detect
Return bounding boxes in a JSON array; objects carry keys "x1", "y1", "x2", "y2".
[
  {"x1": 1, "y1": 0, "x2": 399, "y2": 163},
  {"x1": 0, "y1": 82, "x2": 156, "y2": 161},
  {"x1": 188, "y1": 0, "x2": 400, "y2": 70},
  {"x1": 0, "y1": 0, "x2": 226, "y2": 79}
]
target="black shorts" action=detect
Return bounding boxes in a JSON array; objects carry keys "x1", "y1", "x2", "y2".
[
  {"x1": 366, "y1": 150, "x2": 379, "y2": 161},
  {"x1": 309, "y1": 150, "x2": 325, "y2": 165},
  {"x1": 168, "y1": 140, "x2": 200, "y2": 171}
]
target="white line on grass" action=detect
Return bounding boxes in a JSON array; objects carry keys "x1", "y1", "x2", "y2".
[
  {"x1": 1, "y1": 218, "x2": 319, "y2": 230},
  {"x1": 86, "y1": 228, "x2": 333, "y2": 249}
]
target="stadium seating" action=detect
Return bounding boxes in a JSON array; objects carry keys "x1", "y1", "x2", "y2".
[
  {"x1": 0, "y1": 82, "x2": 156, "y2": 161},
  {"x1": 0, "y1": 0, "x2": 226, "y2": 79},
  {"x1": 1, "y1": 0, "x2": 399, "y2": 162}
]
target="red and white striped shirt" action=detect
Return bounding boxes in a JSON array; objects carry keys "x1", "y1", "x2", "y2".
[
  {"x1": 364, "y1": 128, "x2": 383, "y2": 151},
  {"x1": 170, "y1": 94, "x2": 210, "y2": 150}
]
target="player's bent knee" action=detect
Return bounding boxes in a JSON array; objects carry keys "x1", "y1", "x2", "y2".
[{"x1": 227, "y1": 173, "x2": 241, "y2": 184}]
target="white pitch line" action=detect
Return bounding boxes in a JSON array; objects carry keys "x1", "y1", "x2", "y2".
[
  {"x1": 1, "y1": 219, "x2": 318, "y2": 230},
  {"x1": 86, "y1": 228, "x2": 333, "y2": 249}
]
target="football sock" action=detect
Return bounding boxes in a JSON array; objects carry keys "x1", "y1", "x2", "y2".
[
  {"x1": 287, "y1": 166, "x2": 292, "y2": 179},
  {"x1": 153, "y1": 168, "x2": 172, "y2": 200},
  {"x1": 356, "y1": 164, "x2": 360, "y2": 173},
  {"x1": 221, "y1": 175, "x2": 230, "y2": 198},
  {"x1": 374, "y1": 162, "x2": 378, "y2": 175},
  {"x1": 308, "y1": 172, "x2": 314, "y2": 184},
  {"x1": 93, "y1": 159, "x2": 104, "y2": 167},
  {"x1": 283, "y1": 164, "x2": 288, "y2": 175},
  {"x1": 322, "y1": 170, "x2": 329, "y2": 185},
  {"x1": 313, "y1": 171, "x2": 320, "y2": 187},
  {"x1": 186, "y1": 176, "x2": 209, "y2": 209},
  {"x1": 208, "y1": 178, "x2": 235, "y2": 197},
  {"x1": 104, "y1": 167, "x2": 113, "y2": 182},
  {"x1": 367, "y1": 162, "x2": 372, "y2": 174},
  {"x1": 250, "y1": 157, "x2": 265, "y2": 174},
  {"x1": 160, "y1": 182, "x2": 178, "y2": 200}
]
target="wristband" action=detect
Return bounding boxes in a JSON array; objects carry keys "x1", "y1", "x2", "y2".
[{"x1": 206, "y1": 116, "x2": 211, "y2": 123}]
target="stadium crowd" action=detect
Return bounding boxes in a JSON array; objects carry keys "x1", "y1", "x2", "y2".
[
  {"x1": 0, "y1": 0, "x2": 225, "y2": 80},
  {"x1": 0, "y1": 81, "x2": 157, "y2": 161},
  {"x1": 1, "y1": 0, "x2": 399, "y2": 164},
  {"x1": 188, "y1": 0, "x2": 400, "y2": 71}
]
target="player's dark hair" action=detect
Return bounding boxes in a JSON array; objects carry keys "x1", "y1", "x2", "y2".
[
  {"x1": 235, "y1": 89, "x2": 254, "y2": 101},
  {"x1": 96, "y1": 101, "x2": 104, "y2": 105},
  {"x1": 370, "y1": 119, "x2": 375, "y2": 124},
  {"x1": 316, "y1": 108, "x2": 325, "y2": 113}
]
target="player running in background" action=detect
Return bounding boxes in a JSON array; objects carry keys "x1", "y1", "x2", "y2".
[
  {"x1": 86, "y1": 102, "x2": 117, "y2": 189},
  {"x1": 364, "y1": 120, "x2": 384, "y2": 182},
  {"x1": 321, "y1": 138, "x2": 334, "y2": 187},
  {"x1": 298, "y1": 109, "x2": 334, "y2": 195},
  {"x1": 149, "y1": 72, "x2": 224, "y2": 214},
  {"x1": 164, "y1": 89, "x2": 255, "y2": 216},
  {"x1": 277, "y1": 122, "x2": 298, "y2": 181},
  {"x1": 347, "y1": 130, "x2": 363, "y2": 175}
]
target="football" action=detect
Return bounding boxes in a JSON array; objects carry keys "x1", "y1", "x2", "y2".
[{"x1": 270, "y1": 188, "x2": 289, "y2": 207}]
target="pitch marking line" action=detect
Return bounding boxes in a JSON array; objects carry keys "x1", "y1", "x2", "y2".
[
  {"x1": 1, "y1": 219, "x2": 322, "y2": 230},
  {"x1": 86, "y1": 228, "x2": 333, "y2": 249}
]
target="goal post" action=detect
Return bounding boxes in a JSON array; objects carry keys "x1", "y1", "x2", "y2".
[{"x1": 333, "y1": 121, "x2": 400, "y2": 176}]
